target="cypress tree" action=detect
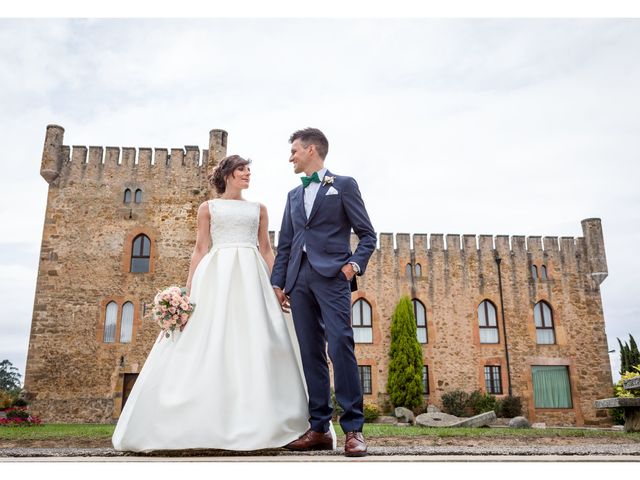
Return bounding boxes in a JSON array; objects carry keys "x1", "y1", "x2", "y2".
[
  {"x1": 386, "y1": 296, "x2": 424, "y2": 409},
  {"x1": 629, "y1": 334, "x2": 640, "y2": 368},
  {"x1": 618, "y1": 337, "x2": 630, "y2": 375}
]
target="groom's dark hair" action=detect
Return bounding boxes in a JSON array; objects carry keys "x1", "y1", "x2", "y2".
[{"x1": 289, "y1": 128, "x2": 329, "y2": 160}]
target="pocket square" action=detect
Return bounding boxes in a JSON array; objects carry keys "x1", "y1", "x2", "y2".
[{"x1": 326, "y1": 186, "x2": 339, "y2": 195}]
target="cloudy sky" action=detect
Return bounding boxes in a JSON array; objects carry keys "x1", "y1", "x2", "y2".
[{"x1": 1, "y1": 17, "x2": 638, "y2": 385}]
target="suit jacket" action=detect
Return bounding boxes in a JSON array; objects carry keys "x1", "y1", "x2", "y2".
[{"x1": 271, "y1": 170, "x2": 376, "y2": 294}]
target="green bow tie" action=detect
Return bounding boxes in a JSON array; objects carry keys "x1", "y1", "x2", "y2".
[{"x1": 301, "y1": 171, "x2": 321, "y2": 188}]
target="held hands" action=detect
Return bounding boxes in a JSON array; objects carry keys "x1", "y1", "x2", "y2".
[{"x1": 273, "y1": 287, "x2": 290, "y2": 313}]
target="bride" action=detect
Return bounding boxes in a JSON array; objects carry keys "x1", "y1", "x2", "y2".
[{"x1": 112, "y1": 155, "x2": 321, "y2": 452}]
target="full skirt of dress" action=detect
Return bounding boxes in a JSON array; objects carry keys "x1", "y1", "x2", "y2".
[{"x1": 112, "y1": 244, "x2": 310, "y2": 452}]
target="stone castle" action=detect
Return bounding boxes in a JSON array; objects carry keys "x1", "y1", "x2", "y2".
[{"x1": 24, "y1": 125, "x2": 613, "y2": 426}]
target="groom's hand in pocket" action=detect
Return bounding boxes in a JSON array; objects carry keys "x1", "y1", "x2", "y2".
[
  {"x1": 273, "y1": 287, "x2": 291, "y2": 313},
  {"x1": 340, "y1": 264, "x2": 356, "y2": 282}
]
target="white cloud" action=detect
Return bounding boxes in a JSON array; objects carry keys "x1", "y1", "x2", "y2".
[{"x1": 0, "y1": 18, "x2": 638, "y2": 384}]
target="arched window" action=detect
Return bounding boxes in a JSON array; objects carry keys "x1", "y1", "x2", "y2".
[
  {"x1": 130, "y1": 235, "x2": 151, "y2": 273},
  {"x1": 123, "y1": 189, "x2": 132, "y2": 203},
  {"x1": 534, "y1": 301, "x2": 555, "y2": 344},
  {"x1": 405, "y1": 263, "x2": 412, "y2": 278},
  {"x1": 413, "y1": 299, "x2": 427, "y2": 344},
  {"x1": 119, "y1": 302, "x2": 134, "y2": 343},
  {"x1": 541, "y1": 265, "x2": 549, "y2": 280},
  {"x1": 415, "y1": 263, "x2": 422, "y2": 277},
  {"x1": 104, "y1": 301, "x2": 118, "y2": 343},
  {"x1": 531, "y1": 264, "x2": 538, "y2": 279},
  {"x1": 134, "y1": 189, "x2": 142, "y2": 203},
  {"x1": 352, "y1": 299, "x2": 372, "y2": 343},
  {"x1": 478, "y1": 300, "x2": 499, "y2": 343}
]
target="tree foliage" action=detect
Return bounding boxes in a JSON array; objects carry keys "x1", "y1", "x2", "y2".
[
  {"x1": 0, "y1": 360, "x2": 22, "y2": 393},
  {"x1": 618, "y1": 334, "x2": 640, "y2": 375}
]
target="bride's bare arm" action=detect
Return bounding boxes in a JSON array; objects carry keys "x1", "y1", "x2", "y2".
[
  {"x1": 185, "y1": 201, "x2": 212, "y2": 295},
  {"x1": 257, "y1": 203, "x2": 275, "y2": 273}
]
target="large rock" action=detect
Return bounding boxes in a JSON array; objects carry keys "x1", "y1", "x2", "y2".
[
  {"x1": 416, "y1": 412, "x2": 460, "y2": 427},
  {"x1": 531, "y1": 422, "x2": 546, "y2": 429},
  {"x1": 395, "y1": 407, "x2": 415, "y2": 425},
  {"x1": 427, "y1": 404, "x2": 440, "y2": 414},
  {"x1": 450, "y1": 411, "x2": 497, "y2": 428},
  {"x1": 509, "y1": 416, "x2": 531, "y2": 428},
  {"x1": 373, "y1": 415, "x2": 397, "y2": 425}
]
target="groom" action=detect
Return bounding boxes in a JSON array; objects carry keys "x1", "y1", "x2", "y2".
[{"x1": 271, "y1": 128, "x2": 376, "y2": 457}]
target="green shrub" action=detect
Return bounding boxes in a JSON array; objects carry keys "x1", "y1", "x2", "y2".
[
  {"x1": 469, "y1": 390, "x2": 498, "y2": 415},
  {"x1": 11, "y1": 398, "x2": 28, "y2": 408},
  {"x1": 6, "y1": 408, "x2": 30, "y2": 420},
  {"x1": 496, "y1": 395, "x2": 522, "y2": 418},
  {"x1": 441, "y1": 390, "x2": 470, "y2": 417},
  {"x1": 611, "y1": 367, "x2": 640, "y2": 424},
  {"x1": 363, "y1": 404, "x2": 380, "y2": 423}
]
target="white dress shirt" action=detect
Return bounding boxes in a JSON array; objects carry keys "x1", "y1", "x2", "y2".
[{"x1": 303, "y1": 168, "x2": 327, "y2": 252}]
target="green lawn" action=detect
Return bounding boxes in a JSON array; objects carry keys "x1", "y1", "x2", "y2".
[
  {"x1": 0, "y1": 424, "x2": 116, "y2": 440},
  {"x1": 1, "y1": 423, "x2": 639, "y2": 441}
]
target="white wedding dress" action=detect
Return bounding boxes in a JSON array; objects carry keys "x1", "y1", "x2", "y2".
[{"x1": 112, "y1": 199, "x2": 313, "y2": 452}]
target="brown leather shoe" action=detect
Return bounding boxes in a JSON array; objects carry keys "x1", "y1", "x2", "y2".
[
  {"x1": 344, "y1": 431, "x2": 367, "y2": 457},
  {"x1": 285, "y1": 429, "x2": 333, "y2": 451}
]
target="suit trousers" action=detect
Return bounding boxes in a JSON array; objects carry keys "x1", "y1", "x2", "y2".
[{"x1": 288, "y1": 254, "x2": 364, "y2": 433}]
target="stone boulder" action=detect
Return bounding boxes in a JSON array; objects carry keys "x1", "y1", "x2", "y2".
[
  {"x1": 416, "y1": 412, "x2": 461, "y2": 427},
  {"x1": 373, "y1": 415, "x2": 397, "y2": 425},
  {"x1": 450, "y1": 411, "x2": 496, "y2": 428},
  {"x1": 509, "y1": 416, "x2": 531, "y2": 428},
  {"x1": 531, "y1": 422, "x2": 546, "y2": 429},
  {"x1": 427, "y1": 404, "x2": 440, "y2": 414},
  {"x1": 395, "y1": 407, "x2": 415, "y2": 425}
]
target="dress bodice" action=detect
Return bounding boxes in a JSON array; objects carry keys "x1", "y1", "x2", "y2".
[{"x1": 208, "y1": 199, "x2": 260, "y2": 248}]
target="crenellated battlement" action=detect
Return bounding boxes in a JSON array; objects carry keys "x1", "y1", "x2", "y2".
[
  {"x1": 336, "y1": 229, "x2": 591, "y2": 257},
  {"x1": 40, "y1": 125, "x2": 228, "y2": 184},
  {"x1": 273, "y1": 218, "x2": 608, "y2": 282}
]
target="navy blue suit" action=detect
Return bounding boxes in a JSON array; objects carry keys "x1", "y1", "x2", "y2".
[{"x1": 271, "y1": 170, "x2": 376, "y2": 433}]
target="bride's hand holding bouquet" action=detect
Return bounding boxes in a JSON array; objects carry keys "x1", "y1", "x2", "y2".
[{"x1": 152, "y1": 286, "x2": 195, "y2": 339}]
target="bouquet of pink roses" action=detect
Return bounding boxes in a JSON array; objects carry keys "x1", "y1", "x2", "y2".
[{"x1": 152, "y1": 286, "x2": 196, "y2": 339}]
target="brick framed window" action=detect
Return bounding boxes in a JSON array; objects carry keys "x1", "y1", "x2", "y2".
[
  {"x1": 484, "y1": 365, "x2": 502, "y2": 394},
  {"x1": 405, "y1": 263, "x2": 412, "y2": 278},
  {"x1": 413, "y1": 299, "x2": 427, "y2": 344},
  {"x1": 415, "y1": 263, "x2": 422, "y2": 277},
  {"x1": 541, "y1": 265, "x2": 549, "y2": 280},
  {"x1": 534, "y1": 301, "x2": 555, "y2": 344},
  {"x1": 532, "y1": 366, "x2": 572, "y2": 408},
  {"x1": 478, "y1": 299, "x2": 499, "y2": 344},
  {"x1": 134, "y1": 189, "x2": 142, "y2": 203},
  {"x1": 352, "y1": 299, "x2": 373, "y2": 343},
  {"x1": 130, "y1": 234, "x2": 151, "y2": 273},
  {"x1": 119, "y1": 301, "x2": 134, "y2": 343},
  {"x1": 123, "y1": 189, "x2": 132, "y2": 203},
  {"x1": 531, "y1": 264, "x2": 538, "y2": 279},
  {"x1": 103, "y1": 301, "x2": 118, "y2": 343},
  {"x1": 358, "y1": 365, "x2": 372, "y2": 395}
]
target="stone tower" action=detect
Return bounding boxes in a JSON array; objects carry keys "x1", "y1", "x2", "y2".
[{"x1": 25, "y1": 125, "x2": 226, "y2": 422}]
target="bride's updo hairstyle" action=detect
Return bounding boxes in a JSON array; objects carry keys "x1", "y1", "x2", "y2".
[{"x1": 208, "y1": 155, "x2": 252, "y2": 195}]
